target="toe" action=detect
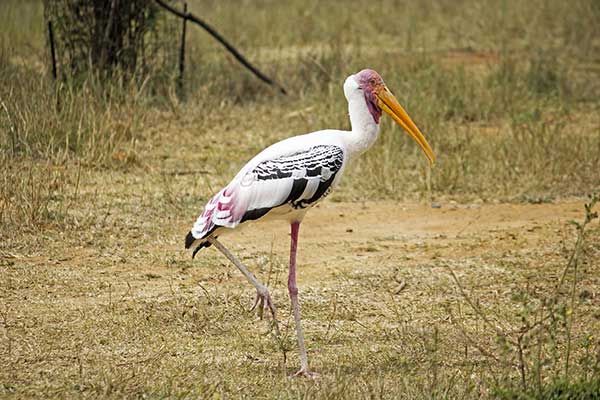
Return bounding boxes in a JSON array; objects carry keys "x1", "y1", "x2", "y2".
[{"x1": 292, "y1": 369, "x2": 319, "y2": 379}]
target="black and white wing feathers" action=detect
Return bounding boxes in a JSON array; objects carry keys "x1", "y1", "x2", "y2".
[
  {"x1": 245, "y1": 144, "x2": 344, "y2": 211},
  {"x1": 186, "y1": 144, "x2": 344, "y2": 253}
]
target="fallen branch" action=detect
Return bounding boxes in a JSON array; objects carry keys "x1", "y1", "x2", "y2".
[{"x1": 154, "y1": 0, "x2": 287, "y2": 95}]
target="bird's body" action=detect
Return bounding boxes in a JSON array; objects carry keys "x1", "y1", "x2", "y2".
[
  {"x1": 185, "y1": 130, "x2": 349, "y2": 254},
  {"x1": 185, "y1": 69, "x2": 435, "y2": 377},
  {"x1": 185, "y1": 81, "x2": 383, "y2": 254}
]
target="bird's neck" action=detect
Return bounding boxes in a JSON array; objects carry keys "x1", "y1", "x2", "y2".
[{"x1": 346, "y1": 93, "x2": 380, "y2": 157}]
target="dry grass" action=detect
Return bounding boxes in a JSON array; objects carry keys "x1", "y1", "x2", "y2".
[
  {"x1": 1, "y1": 0, "x2": 600, "y2": 398},
  {"x1": 1, "y1": 198, "x2": 599, "y2": 398}
]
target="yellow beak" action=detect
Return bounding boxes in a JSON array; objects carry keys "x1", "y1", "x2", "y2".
[{"x1": 376, "y1": 87, "x2": 435, "y2": 166}]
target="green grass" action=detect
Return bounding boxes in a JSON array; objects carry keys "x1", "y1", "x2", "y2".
[{"x1": 1, "y1": 0, "x2": 600, "y2": 398}]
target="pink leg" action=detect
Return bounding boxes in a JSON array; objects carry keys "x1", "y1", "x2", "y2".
[{"x1": 288, "y1": 221, "x2": 317, "y2": 378}]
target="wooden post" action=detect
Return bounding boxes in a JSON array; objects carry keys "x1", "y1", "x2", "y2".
[
  {"x1": 178, "y1": 2, "x2": 187, "y2": 97},
  {"x1": 47, "y1": 20, "x2": 57, "y2": 80}
]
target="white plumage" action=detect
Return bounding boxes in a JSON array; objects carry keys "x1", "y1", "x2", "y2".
[
  {"x1": 184, "y1": 69, "x2": 434, "y2": 377},
  {"x1": 188, "y1": 133, "x2": 348, "y2": 245}
]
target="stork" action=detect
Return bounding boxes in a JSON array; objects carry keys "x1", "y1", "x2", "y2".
[{"x1": 185, "y1": 69, "x2": 435, "y2": 377}]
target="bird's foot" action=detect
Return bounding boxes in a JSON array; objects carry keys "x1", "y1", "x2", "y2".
[
  {"x1": 250, "y1": 288, "x2": 280, "y2": 333},
  {"x1": 292, "y1": 368, "x2": 319, "y2": 379}
]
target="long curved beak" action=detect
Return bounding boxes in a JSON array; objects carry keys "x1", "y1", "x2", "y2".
[{"x1": 376, "y1": 87, "x2": 435, "y2": 166}]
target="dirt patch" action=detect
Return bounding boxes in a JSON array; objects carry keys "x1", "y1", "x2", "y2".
[{"x1": 212, "y1": 199, "x2": 586, "y2": 272}]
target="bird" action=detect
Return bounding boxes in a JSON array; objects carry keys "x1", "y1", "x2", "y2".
[{"x1": 185, "y1": 68, "x2": 435, "y2": 377}]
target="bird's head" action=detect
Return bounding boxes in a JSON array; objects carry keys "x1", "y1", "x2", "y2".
[{"x1": 345, "y1": 69, "x2": 435, "y2": 165}]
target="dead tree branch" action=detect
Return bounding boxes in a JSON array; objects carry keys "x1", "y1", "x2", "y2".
[{"x1": 154, "y1": 0, "x2": 287, "y2": 95}]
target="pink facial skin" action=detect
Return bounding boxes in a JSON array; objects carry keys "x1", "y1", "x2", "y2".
[{"x1": 356, "y1": 69, "x2": 385, "y2": 124}]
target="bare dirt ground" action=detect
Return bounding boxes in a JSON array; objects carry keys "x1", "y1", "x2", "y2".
[
  {"x1": 5, "y1": 199, "x2": 587, "y2": 303},
  {"x1": 2, "y1": 197, "x2": 598, "y2": 397}
]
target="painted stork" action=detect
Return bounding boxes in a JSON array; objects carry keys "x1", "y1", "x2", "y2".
[{"x1": 185, "y1": 69, "x2": 435, "y2": 377}]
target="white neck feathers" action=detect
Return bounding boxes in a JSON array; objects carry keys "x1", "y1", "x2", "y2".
[{"x1": 344, "y1": 87, "x2": 380, "y2": 157}]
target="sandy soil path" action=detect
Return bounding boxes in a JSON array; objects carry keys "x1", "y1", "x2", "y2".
[{"x1": 210, "y1": 200, "x2": 588, "y2": 278}]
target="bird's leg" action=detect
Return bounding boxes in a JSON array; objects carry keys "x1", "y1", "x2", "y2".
[
  {"x1": 208, "y1": 238, "x2": 280, "y2": 335},
  {"x1": 288, "y1": 222, "x2": 318, "y2": 378}
]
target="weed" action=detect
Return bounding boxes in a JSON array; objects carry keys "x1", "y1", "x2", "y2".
[{"x1": 447, "y1": 194, "x2": 599, "y2": 395}]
